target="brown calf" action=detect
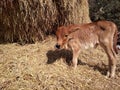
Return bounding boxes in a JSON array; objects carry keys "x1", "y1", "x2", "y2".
[{"x1": 55, "y1": 20, "x2": 118, "y2": 78}]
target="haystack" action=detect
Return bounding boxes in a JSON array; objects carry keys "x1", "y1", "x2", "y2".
[{"x1": 0, "y1": 0, "x2": 90, "y2": 43}]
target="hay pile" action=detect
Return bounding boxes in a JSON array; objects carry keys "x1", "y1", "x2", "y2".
[
  {"x1": 0, "y1": 0, "x2": 90, "y2": 43},
  {"x1": 0, "y1": 37, "x2": 120, "y2": 90}
]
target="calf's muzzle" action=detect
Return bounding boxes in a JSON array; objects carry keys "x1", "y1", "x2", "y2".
[{"x1": 55, "y1": 44, "x2": 60, "y2": 49}]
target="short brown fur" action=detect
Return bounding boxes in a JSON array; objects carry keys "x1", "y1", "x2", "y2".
[{"x1": 55, "y1": 20, "x2": 118, "y2": 78}]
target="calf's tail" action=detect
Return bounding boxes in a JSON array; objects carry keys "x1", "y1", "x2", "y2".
[{"x1": 113, "y1": 27, "x2": 118, "y2": 54}]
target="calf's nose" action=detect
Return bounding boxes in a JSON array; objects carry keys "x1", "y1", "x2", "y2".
[{"x1": 55, "y1": 44, "x2": 60, "y2": 49}]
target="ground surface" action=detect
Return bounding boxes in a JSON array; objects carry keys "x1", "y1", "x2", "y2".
[{"x1": 0, "y1": 37, "x2": 120, "y2": 90}]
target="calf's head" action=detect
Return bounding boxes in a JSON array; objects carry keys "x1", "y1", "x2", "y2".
[
  {"x1": 55, "y1": 26, "x2": 69, "y2": 49},
  {"x1": 55, "y1": 26, "x2": 79, "y2": 49}
]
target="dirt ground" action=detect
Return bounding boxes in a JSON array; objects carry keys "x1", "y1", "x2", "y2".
[{"x1": 0, "y1": 36, "x2": 120, "y2": 90}]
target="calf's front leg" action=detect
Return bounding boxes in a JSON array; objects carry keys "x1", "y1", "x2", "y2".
[
  {"x1": 68, "y1": 40, "x2": 80, "y2": 69},
  {"x1": 71, "y1": 43, "x2": 80, "y2": 69},
  {"x1": 72, "y1": 49, "x2": 80, "y2": 69}
]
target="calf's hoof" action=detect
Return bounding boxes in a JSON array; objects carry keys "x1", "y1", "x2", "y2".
[{"x1": 107, "y1": 71, "x2": 115, "y2": 78}]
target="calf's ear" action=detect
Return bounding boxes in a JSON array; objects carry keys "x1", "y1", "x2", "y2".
[{"x1": 68, "y1": 28, "x2": 80, "y2": 34}]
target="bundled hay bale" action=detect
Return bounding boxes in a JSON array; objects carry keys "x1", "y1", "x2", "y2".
[{"x1": 0, "y1": 0, "x2": 90, "y2": 43}]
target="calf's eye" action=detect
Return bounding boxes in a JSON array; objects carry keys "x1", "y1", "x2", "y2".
[{"x1": 65, "y1": 34, "x2": 68, "y2": 37}]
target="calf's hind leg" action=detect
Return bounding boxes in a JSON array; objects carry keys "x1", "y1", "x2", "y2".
[{"x1": 100, "y1": 41, "x2": 117, "y2": 78}]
